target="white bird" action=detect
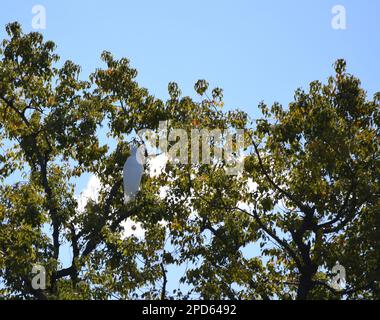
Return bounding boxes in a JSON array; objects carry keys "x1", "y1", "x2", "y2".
[{"x1": 123, "y1": 144, "x2": 145, "y2": 204}]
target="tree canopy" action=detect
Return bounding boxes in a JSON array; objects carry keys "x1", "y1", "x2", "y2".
[{"x1": 0, "y1": 22, "x2": 379, "y2": 300}]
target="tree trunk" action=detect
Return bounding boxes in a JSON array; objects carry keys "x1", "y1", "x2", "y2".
[{"x1": 296, "y1": 268, "x2": 315, "y2": 300}]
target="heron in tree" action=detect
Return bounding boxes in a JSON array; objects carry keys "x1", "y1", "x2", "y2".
[{"x1": 123, "y1": 142, "x2": 145, "y2": 204}]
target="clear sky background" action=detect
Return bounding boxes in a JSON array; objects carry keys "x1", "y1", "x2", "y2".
[
  {"x1": 1, "y1": 0, "x2": 379, "y2": 113},
  {"x1": 1, "y1": 0, "x2": 379, "y2": 296}
]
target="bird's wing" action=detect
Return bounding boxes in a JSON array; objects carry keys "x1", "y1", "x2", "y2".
[{"x1": 123, "y1": 156, "x2": 144, "y2": 203}]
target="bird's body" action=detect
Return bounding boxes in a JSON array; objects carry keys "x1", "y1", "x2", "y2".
[{"x1": 123, "y1": 145, "x2": 145, "y2": 204}]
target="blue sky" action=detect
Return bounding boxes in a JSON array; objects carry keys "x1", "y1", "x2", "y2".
[
  {"x1": 1, "y1": 0, "x2": 379, "y2": 297},
  {"x1": 1, "y1": 0, "x2": 379, "y2": 113}
]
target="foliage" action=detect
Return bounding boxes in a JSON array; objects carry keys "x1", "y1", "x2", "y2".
[{"x1": 0, "y1": 22, "x2": 379, "y2": 300}]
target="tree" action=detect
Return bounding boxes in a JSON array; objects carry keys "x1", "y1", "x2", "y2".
[{"x1": 0, "y1": 22, "x2": 379, "y2": 300}]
